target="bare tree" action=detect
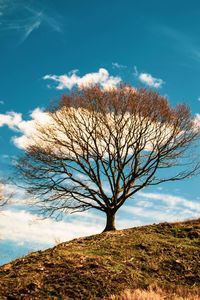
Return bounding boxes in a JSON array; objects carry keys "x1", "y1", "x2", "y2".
[{"x1": 16, "y1": 86, "x2": 200, "y2": 231}]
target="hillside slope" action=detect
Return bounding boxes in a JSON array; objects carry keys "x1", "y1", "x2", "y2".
[{"x1": 0, "y1": 219, "x2": 199, "y2": 299}]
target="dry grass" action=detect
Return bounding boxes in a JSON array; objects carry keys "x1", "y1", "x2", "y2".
[
  {"x1": 109, "y1": 287, "x2": 164, "y2": 300},
  {"x1": 108, "y1": 285, "x2": 200, "y2": 300}
]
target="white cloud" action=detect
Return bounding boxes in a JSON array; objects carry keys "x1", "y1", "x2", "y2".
[
  {"x1": 133, "y1": 65, "x2": 164, "y2": 88},
  {"x1": 138, "y1": 191, "x2": 200, "y2": 213},
  {"x1": 0, "y1": 209, "x2": 103, "y2": 245},
  {"x1": 15, "y1": 107, "x2": 172, "y2": 153},
  {"x1": 0, "y1": 108, "x2": 51, "y2": 149},
  {"x1": 1, "y1": 183, "x2": 29, "y2": 205},
  {"x1": 119, "y1": 191, "x2": 200, "y2": 224},
  {"x1": 43, "y1": 68, "x2": 122, "y2": 91},
  {"x1": 0, "y1": 111, "x2": 23, "y2": 130},
  {"x1": 193, "y1": 113, "x2": 200, "y2": 128},
  {"x1": 121, "y1": 205, "x2": 171, "y2": 222},
  {"x1": 12, "y1": 108, "x2": 51, "y2": 149},
  {"x1": 139, "y1": 72, "x2": 164, "y2": 88},
  {"x1": 117, "y1": 218, "x2": 143, "y2": 229},
  {"x1": 0, "y1": 90, "x2": 197, "y2": 152}
]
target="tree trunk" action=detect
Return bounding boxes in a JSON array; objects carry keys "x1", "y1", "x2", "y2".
[{"x1": 103, "y1": 211, "x2": 116, "y2": 232}]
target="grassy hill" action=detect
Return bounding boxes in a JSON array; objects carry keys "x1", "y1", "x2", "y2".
[{"x1": 0, "y1": 219, "x2": 199, "y2": 299}]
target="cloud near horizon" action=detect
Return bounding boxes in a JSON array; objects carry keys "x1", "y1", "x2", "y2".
[
  {"x1": 0, "y1": 188, "x2": 199, "y2": 247},
  {"x1": 138, "y1": 191, "x2": 200, "y2": 212},
  {"x1": 0, "y1": 209, "x2": 104, "y2": 245},
  {"x1": 121, "y1": 191, "x2": 200, "y2": 222}
]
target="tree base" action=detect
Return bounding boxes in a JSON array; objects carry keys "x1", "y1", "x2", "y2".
[
  {"x1": 102, "y1": 212, "x2": 116, "y2": 232},
  {"x1": 102, "y1": 226, "x2": 116, "y2": 233}
]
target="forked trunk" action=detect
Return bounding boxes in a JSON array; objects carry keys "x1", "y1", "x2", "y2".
[{"x1": 103, "y1": 211, "x2": 116, "y2": 232}]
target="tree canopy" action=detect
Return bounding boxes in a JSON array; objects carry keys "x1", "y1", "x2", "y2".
[{"x1": 16, "y1": 86, "x2": 200, "y2": 231}]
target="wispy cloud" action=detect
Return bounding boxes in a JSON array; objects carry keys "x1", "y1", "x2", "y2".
[
  {"x1": 155, "y1": 25, "x2": 200, "y2": 62},
  {"x1": 0, "y1": 0, "x2": 9, "y2": 15},
  {"x1": 138, "y1": 72, "x2": 164, "y2": 88},
  {"x1": 43, "y1": 68, "x2": 122, "y2": 91},
  {"x1": 112, "y1": 62, "x2": 127, "y2": 69},
  {"x1": 121, "y1": 191, "x2": 200, "y2": 223},
  {"x1": 20, "y1": 19, "x2": 41, "y2": 43},
  {"x1": 133, "y1": 65, "x2": 138, "y2": 76},
  {"x1": 25, "y1": 6, "x2": 62, "y2": 33},
  {"x1": 0, "y1": 1, "x2": 62, "y2": 43},
  {"x1": 138, "y1": 191, "x2": 200, "y2": 212}
]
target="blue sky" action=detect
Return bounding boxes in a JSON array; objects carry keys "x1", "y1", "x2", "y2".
[{"x1": 0, "y1": 0, "x2": 200, "y2": 265}]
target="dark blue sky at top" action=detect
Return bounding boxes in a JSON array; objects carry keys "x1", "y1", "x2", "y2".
[
  {"x1": 1, "y1": 0, "x2": 200, "y2": 108},
  {"x1": 0, "y1": 0, "x2": 200, "y2": 192}
]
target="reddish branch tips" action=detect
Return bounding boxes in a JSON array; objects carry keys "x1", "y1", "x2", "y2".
[{"x1": 58, "y1": 86, "x2": 192, "y2": 130}]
